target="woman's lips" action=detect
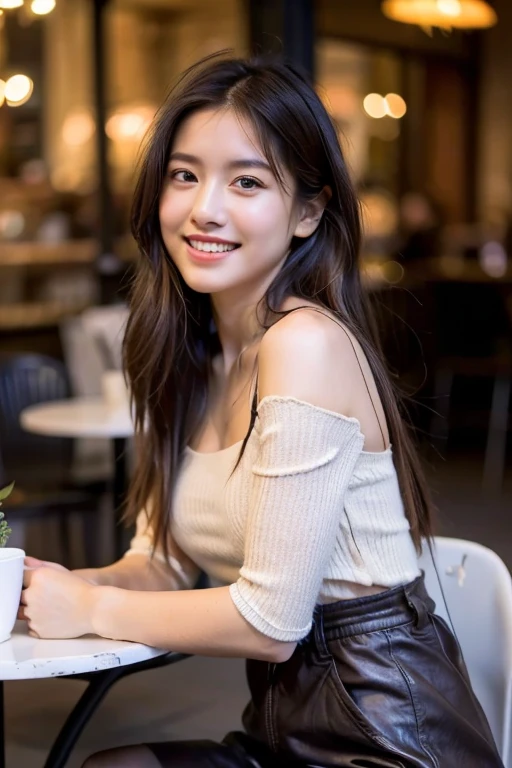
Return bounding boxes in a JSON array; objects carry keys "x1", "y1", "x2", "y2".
[
  {"x1": 183, "y1": 236, "x2": 240, "y2": 264},
  {"x1": 184, "y1": 234, "x2": 240, "y2": 246},
  {"x1": 184, "y1": 240, "x2": 239, "y2": 264}
]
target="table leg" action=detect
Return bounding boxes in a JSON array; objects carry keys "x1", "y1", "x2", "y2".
[
  {"x1": 112, "y1": 437, "x2": 127, "y2": 560},
  {"x1": 42, "y1": 670, "x2": 120, "y2": 768},
  {"x1": 43, "y1": 654, "x2": 187, "y2": 768},
  {"x1": 0, "y1": 680, "x2": 5, "y2": 768}
]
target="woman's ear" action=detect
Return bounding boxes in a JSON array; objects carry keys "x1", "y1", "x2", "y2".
[{"x1": 293, "y1": 186, "x2": 332, "y2": 239}]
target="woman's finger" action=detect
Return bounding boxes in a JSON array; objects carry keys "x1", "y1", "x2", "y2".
[
  {"x1": 24, "y1": 557, "x2": 68, "y2": 573},
  {"x1": 27, "y1": 621, "x2": 40, "y2": 639},
  {"x1": 20, "y1": 589, "x2": 27, "y2": 606},
  {"x1": 23, "y1": 569, "x2": 36, "y2": 588},
  {"x1": 17, "y1": 606, "x2": 27, "y2": 620}
]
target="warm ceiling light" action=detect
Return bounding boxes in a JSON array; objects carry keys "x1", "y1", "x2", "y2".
[
  {"x1": 4, "y1": 74, "x2": 33, "y2": 106},
  {"x1": 363, "y1": 93, "x2": 387, "y2": 119},
  {"x1": 381, "y1": 0, "x2": 497, "y2": 29},
  {"x1": 62, "y1": 110, "x2": 96, "y2": 146},
  {"x1": 106, "y1": 106, "x2": 155, "y2": 141},
  {"x1": 437, "y1": 0, "x2": 463, "y2": 16},
  {"x1": 0, "y1": 0, "x2": 23, "y2": 8},
  {"x1": 31, "y1": 0, "x2": 56, "y2": 14},
  {"x1": 385, "y1": 93, "x2": 407, "y2": 118},
  {"x1": 0, "y1": 80, "x2": 5, "y2": 107}
]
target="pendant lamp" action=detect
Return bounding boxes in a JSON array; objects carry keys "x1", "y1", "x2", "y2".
[{"x1": 381, "y1": 0, "x2": 497, "y2": 30}]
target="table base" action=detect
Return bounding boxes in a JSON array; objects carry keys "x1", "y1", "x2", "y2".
[{"x1": 0, "y1": 652, "x2": 187, "y2": 768}]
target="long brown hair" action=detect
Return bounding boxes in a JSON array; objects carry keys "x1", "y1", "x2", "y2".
[{"x1": 125, "y1": 53, "x2": 434, "y2": 559}]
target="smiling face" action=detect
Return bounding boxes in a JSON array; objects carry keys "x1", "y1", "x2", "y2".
[{"x1": 159, "y1": 107, "x2": 309, "y2": 301}]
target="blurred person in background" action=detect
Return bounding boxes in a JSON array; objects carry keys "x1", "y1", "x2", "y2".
[
  {"x1": 20, "y1": 56, "x2": 503, "y2": 768},
  {"x1": 396, "y1": 191, "x2": 443, "y2": 263}
]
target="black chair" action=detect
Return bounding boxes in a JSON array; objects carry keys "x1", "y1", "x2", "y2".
[{"x1": 0, "y1": 354, "x2": 103, "y2": 566}]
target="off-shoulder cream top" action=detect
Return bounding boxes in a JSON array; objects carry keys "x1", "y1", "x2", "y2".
[{"x1": 126, "y1": 397, "x2": 420, "y2": 642}]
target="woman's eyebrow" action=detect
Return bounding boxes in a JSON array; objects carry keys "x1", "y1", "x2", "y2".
[
  {"x1": 169, "y1": 152, "x2": 271, "y2": 173},
  {"x1": 227, "y1": 159, "x2": 272, "y2": 172}
]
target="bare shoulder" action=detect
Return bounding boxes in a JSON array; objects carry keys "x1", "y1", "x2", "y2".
[{"x1": 258, "y1": 305, "x2": 364, "y2": 414}]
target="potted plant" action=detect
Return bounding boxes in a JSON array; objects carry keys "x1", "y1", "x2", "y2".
[{"x1": 0, "y1": 482, "x2": 25, "y2": 643}]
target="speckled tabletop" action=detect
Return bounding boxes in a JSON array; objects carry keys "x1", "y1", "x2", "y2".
[{"x1": 0, "y1": 622, "x2": 165, "y2": 680}]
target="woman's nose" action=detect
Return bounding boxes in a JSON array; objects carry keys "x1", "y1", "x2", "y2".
[{"x1": 191, "y1": 182, "x2": 227, "y2": 229}]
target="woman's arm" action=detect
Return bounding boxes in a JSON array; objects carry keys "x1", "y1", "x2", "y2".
[
  {"x1": 74, "y1": 507, "x2": 201, "y2": 591},
  {"x1": 73, "y1": 553, "x2": 184, "y2": 591},
  {"x1": 21, "y1": 566, "x2": 294, "y2": 662},
  {"x1": 26, "y1": 506, "x2": 200, "y2": 592},
  {"x1": 91, "y1": 583, "x2": 295, "y2": 662},
  {"x1": 24, "y1": 555, "x2": 170, "y2": 590}
]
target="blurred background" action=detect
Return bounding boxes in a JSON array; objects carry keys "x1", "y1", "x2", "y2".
[{"x1": 0, "y1": 0, "x2": 511, "y2": 567}]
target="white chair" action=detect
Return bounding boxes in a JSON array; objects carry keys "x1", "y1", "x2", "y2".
[
  {"x1": 419, "y1": 537, "x2": 512, "y2": 766},
  {"x1": 59, "y1": 305, "x2": 129, "y2": 483},
  {"x1": 81, "y1": 304, "x2": 129, "y2": 371}
]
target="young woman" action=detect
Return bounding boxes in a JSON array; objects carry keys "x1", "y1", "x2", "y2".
[{"x1": 21, "y1": 56, "x2": 503, "y2": 768}]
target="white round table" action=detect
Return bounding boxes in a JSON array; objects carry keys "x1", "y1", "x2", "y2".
[
  {"x1": 20, "y1": 398, "x2": 133, "y2": 440},
  {"x1": 20, "y1": 398, "x2": 134, "y2": 558},
  {"x1": 0, "y1": 621, "x2": 164, "y2": 680},
  {"x1": 0, "y1": 623, "x2": 181, "y2": 768}
]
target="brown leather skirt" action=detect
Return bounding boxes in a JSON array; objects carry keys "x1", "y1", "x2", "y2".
[{"x1": 147, "y1": 574, "x2": 504, "y2": 767}]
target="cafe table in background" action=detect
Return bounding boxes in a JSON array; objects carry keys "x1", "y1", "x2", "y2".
[{"x1": 20, "y1": 397, "x2": 134, "y2": 560}]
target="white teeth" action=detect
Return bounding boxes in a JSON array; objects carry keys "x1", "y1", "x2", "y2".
[{"x1": 188, "y1": 240, "x2": 237, "y2": 253}]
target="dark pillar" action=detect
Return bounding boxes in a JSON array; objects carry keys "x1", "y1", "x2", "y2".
[
  {"x1": 248, "y1": 0, "x2": 315, "y2": 77},
  {"x1": 92, "y1": 0, "x2": 125, "y2": 303}
]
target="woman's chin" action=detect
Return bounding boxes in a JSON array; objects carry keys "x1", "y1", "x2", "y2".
[{"x1": 180, "y1": 272, "x2": 231, "y2": 295}]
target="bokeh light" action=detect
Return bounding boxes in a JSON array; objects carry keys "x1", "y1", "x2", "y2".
[
  {"x1": 436, "y1": 0, "x2": 462, "y2": 16},
  {"x1": 363, "y1": 93, "x2": 387, "y2": 119},
  {"x1": 4, "y1": 75, "x2": 34, "y2": 107},
  {"x1": 62, "y1": 110, "x2": 96, "y2": 147},
  {"x1": 106, "y1": 106, "x2": 154, "y2": 141},
  {"x1": 0, "y1": 0, "x2": 23, "y2": 8},
  {"x1": 385, "y1": 93, "x2": 407, "y2": 119},
  {"x1": 31, "y1": 0, "x2": 56, "y2": 14}
]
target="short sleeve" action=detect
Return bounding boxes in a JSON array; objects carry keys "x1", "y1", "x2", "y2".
[
  {"x1": 229, "y1": 397, "x2": 364, "y2": 641},
  {"x1": 125, "y1": 507, "x2": 201, "y2": 591}
]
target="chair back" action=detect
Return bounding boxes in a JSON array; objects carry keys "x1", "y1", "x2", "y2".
[
  {"x1": 0, "y1": 354, "x2": 73, "y2": 488},
  {"x1": 81, "y1": 304, "x2": 128, "y2": 371},
  {"x1": 419, "y1": 537, "x2": 512, "y2": 764}
]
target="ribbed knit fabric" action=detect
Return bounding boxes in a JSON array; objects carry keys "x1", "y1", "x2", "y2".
[{"x1": 126, "y1": 396, "x2": 420, "y2": 642}]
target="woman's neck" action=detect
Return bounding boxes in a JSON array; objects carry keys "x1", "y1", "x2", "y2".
[
  {"x1": 210, "y1": 252, "x2": 294, "y2": 370},
  {"x1": 211, "y1": 294, "x2": 263, "y2": 374}
]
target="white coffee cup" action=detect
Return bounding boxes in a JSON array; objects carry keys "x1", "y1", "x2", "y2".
[
  {"x1": 0, "y1": 548, "x2": 25, "y2": 643},
  {"x1": 101, "y1": 370, "x2": 130, "y2": 413}
]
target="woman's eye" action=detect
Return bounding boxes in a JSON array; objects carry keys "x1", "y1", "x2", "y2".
[
  {"x1": 171, "y1": 170, "x2": 196, "y2": 183},
  {"x1": 234, "y1": 176, "x2": 262, "y2": 191}
]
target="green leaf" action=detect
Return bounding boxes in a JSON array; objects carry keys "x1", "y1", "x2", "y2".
[
  {"x1": 0, "y1": 482, "x2": 15, "y2": 501},
  {"x1": 0, "y1": 516, "x2": 11, "y2": 547}
]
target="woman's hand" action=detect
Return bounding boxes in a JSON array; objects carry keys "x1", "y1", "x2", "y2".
[
  {"x1": 24, "y1": 556, "x2": 101, "y2": 586},
  {"x1": 24, "y1": 556, "x2": 69, "y2": 573},
  {"x1": 20, "y1": 565, "x2": 99, "y2": 639}
]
